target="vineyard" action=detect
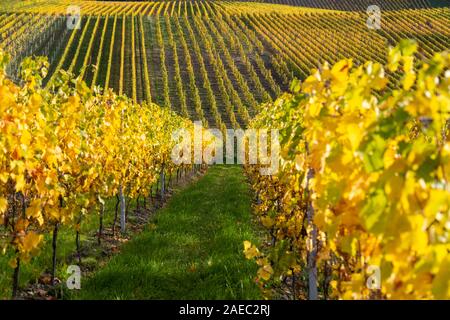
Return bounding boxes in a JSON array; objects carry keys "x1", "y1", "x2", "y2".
[
  {"x1": 1, "y1": 1, "x2": 449, "y2": 128},
  {"x1": 225, "y1": 0, "x2": 439, "y2": 11},
  {"x1": 0, "y1": 0, "x2": 449, "y2": 302}
]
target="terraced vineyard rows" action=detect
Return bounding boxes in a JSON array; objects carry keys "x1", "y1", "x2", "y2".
[
  {"x1": 0, "y1": 0, "x2": 450, "y2": 303},
  {"x1": 227, "y1": 0, "x2": 435, "y2": 11},
  {"x1": 0, "y1": 1, "x2": 448, "y2": 128}
]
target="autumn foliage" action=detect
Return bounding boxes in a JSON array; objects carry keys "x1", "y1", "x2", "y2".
[
  {"x1": 244, "y1": 41, "x2": 450, "y2": 299},
  {"x1": 0, "y1": 52, "x2": 192, "y2": 294}
]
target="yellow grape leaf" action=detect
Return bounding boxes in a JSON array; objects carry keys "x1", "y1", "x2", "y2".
[
  {"x1": 388, "y1": 47, "x2": 401, "y2": 72},
  {"x1": 399, "y1": 39, "x2": 418, "y2": 57},
  {"x1": 424, "y1": 189, "x2": 449, "y2": 220},
  {"x1": 26, "y1": 199, "x2": 44, "y2": 226},
  {"x1": 330, "y1": 280, "x2": 338, "y2": 290},
  {"x1": 0, "y1": 172, "x2": 8, "y2": 184},
  {"x1": 294, "y1": 154, "x2": 304, "y2": 171},
  {"x1": 409, "y1": 216, "x2": 428, "y2": 254},
  {"x1": 243, "y1": 241, "x2": 260, "y2": 260},
  {"x1": 302, "y1": 74, "x2": 321, "y2": 94},
  {"x1": 258, "y1": 264, "x2": 273, "y2": 281},
  {"x1": 350, "y1": 273, "x2": 364, "y2": 295},
  {"x1": 341, "y1": 236, "x2": 359, "y2": 256},
  {"x1": 0, "y1": 196, "x2": 7, "y2": 214},
  {"x1": 15, "y1": 174, "x2": 26, "y2": 192},
  {"x1": 20, "y1": 232, "x2": 43, "y2": 254},
  {"x1": 383, "y1": 143, "x2": 397, "y2": 169},
  {"x1": 331, "y1": 59, "x2": 352, "y2": 83},
  {"x1": 308, "y1": 102, "x2": 322, "y2": 118},
  {"x1": 47, "y1": 207, "x2": 61, "y2": 221},
  {"x1": 403, "y1": 72, "x2": 416, "y2": 91},
  {"x1": 347, "y1": 124, "x2": 363, "y2": 151},
  {"x1": 9, "y1": 258, "x2": 18, "y2": 269},
  {"x1": 432, "y1": 258, "x2": 450, "y2": 299},
  {"x1": 15, "y1": 218, "x2": 29, "y2": 232},
  {"x1": 384, "y1": 174, "x2": 404, "y2": 201},
  {"x1": 403, "y1": 56, "x2": 414, "y2": 72},
  {"x1": 20, "y1": 130, "x2": 32, "y2": 146},
  {"x1": 30, "y1": 92, "x2": 42, "y2": 109},
  {"x1": 261, "y1": 216, "x2": 274, "y2": 228}
]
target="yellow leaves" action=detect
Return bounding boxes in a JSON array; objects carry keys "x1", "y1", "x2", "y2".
[
  {"x1": 0, "y1": 197, "x2": 6, "y2": 225},
  {"x1": 0, "y1": 172, "x2": 9, "y2": 184},
  {"x1": 21, "y1": 232, "x2": 43, "y2": 253},
  {"x1": 307, "y1": 101, "x2": 322, "y2": 118},
  {"x1": 249, "y1": 42, "x2": 450, "y2": 299},
  {"x1": 257, "y1": 264, "x2": 273, "y2": 281},
  {"x1": 66, "y1": 95, "x2": 81, "y2": 114},
  {"x1": 294, "y1": 154, "x2": 305, "y2": 171},
  {"x1": 403, "y1": 56, "x2": 414, "y2": 73},
  {"x1": 431, "y1": 255, "x2": 450, "y2": 299},
  {"x1": 26, "y1": 199, "x2": 44, "y2": 226},
  {"x1": 363, "y1": 61, "x2": 388, "y2": 91},
  {"x1": 302, "y1": 72, "x2": 322, "y2": 94},
  {"x1": 314, "y1": 208, "x2": 331, "y2": 230},
  {"x1": 15, "y1": 218, "x2": 29, "y2": 233},
  {"x1": 388, "y1": 41, "x2": 419, "y2": 90},
  {"x1": 260, "y1": 216, "x2": 274, "y2": 228},
  {"x1": 439, "y1": 142, "x2": 450, "y2": 185},
  {"x1": 30, "y1": 93, "x2": 42, "y2": 109},
  {"x1": 383, "y1": 140, "x2": 399, "y2": 169},
  {"x1": 406, "y1": 215, "x2": 428, "y2": 255},
  {"x1": 346, "y1": 123, "x2": 363, "y2": 152},
  {"x1": 9, "y1": 258, "x2": 18, "y2": 269},
  {"x1": 20, "y1": 130, "x2": 32, "y2": 146},
  {"x1": 384, "y1": 173, "x2": 404, "y2": 202},
  {"x1": 15, "y1": 174, "x2": 26, "y2": 192},
  {"x1": 388, "y1": 39, "x2": 417, "y2": 72},
  {"x1": 13, "y1": 231, "x2": 44, "y2": 264},
  {"x1": 243, "y1": 241, "x2": 260, "y2": 260},
  {"x1": 331, "y1": 59, "x2": 352, "y2": 83},
  {"x1": 424, "y1": 189, "x2": 450, "y2": 222},
  {"x1": 0, "y1": 84, "x2": 15, "y2": 113},
  {"x1": 10, "y1": 147, "x2": 21, "y2": 161},
  {"x1": 47, "y1": 207, "x2": 69, "y2": 223},
  {"x1": 0, "y1": 196, "x2": 7, "y2": 214},
  {"x1": 0, "y1": 51, "x2": 194, "y2": 276},
  {"x1": 388, "y1": 49, "x2": 401, "y2": 72},
  {"x1": 330, "y1": 280, "x2": 338, "y2": 291},
  {"x1": 340, "y1": 235, "x2": 359, "y2": 256},
  {"x1": 334, "y1": 272, "x2": 368, "y2": 300},
  {"x1": 403, "y1": 72, "x2": 416, "y2": 91}
]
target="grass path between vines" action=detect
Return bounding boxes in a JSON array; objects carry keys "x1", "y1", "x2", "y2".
[{"x1": 71, "y1": 165, "x2": 261, "y2": 299}]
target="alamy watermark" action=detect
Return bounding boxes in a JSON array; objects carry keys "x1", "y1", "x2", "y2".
[
  {"x1": 66, "y1": 5, "x2": 81, "y2": 30},
  {"x1": 367, "y1": 5, "x2": 381, "y2": 30},
  {"x1": 66, "y1": 265, "x2": 81, "y2": 290},
  {"x1": 366, "y1": 265, "x2": 381, "y2": 290},
  {"x1": 171, "y1": 121, "x2": 280, "y2": 175}
]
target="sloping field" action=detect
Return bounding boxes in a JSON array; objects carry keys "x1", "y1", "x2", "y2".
[
  {"x1": 221, "y1": 0, "x2": 443, "y2": 11},
  {"x1": 0, "y1": 0, "x2": 449, "y2": 129}
]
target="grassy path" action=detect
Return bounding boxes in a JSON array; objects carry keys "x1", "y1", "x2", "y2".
[{"x1": 72, "y1": 166, "x2": 261, "y2": 299}]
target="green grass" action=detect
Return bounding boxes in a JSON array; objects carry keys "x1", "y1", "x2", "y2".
[
  {"x1": 0, "y1": 182, "x2": 159, "y2": 298},
  {"x1": 71, "y1": 165, "x2": 261, "y2": 300}
]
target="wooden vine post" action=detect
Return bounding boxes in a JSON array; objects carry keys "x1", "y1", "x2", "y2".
[{"x1": 305, "y1": 143, "x2": 318, "y2": 300}]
